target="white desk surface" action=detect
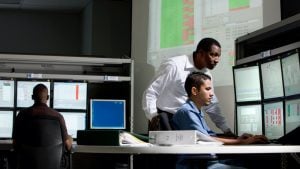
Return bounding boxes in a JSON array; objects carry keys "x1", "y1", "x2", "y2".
[
  {"x1": 1, "y1": 140, "x2": 300, "y2": 154},
  {"x1": 74, "y1": 144, "x2": 300, "y2": 154}
]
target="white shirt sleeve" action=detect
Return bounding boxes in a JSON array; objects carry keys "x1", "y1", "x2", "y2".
[{"x1": 142, "y1": 61, "x2": 176, "y2": 120}]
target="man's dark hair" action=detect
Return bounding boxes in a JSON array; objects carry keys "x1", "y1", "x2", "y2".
[
  {"x1": 32, "y1": 83, "x2": 48, "y2": 102},
  {"x1": 184, "y1": 72, "x2": 211, "y2": 97},
  {"x1": 195, "y1": 37, "x2": 221, "y2": 53}
]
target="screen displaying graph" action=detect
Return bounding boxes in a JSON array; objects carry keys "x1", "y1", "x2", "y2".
[{"x1": 263, "y1": 101, "x2": 284, "y2": 139}]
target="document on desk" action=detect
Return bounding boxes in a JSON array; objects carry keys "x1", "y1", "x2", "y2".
[{"x1": 119, "y1": 131, "x2": 152, "y2": 147}]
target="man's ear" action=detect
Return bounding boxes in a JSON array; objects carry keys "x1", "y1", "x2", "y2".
[
  {"x1": 47, "y1": 95, "x2": 49, "y2": 100},
  {"x1": 191, "y1": 86, "x2": 198, "y2": 96}
]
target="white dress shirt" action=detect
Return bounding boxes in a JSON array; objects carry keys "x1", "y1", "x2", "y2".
[{"x1": 142, "y1": 54, "x2": 230, "y2": 132}]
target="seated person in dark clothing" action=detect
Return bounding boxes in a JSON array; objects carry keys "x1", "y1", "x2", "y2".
[
  {"x1": 12, "y1": 83, "x2": 73, "y2": 151},
  {"x1": 172, "y1": 72, "x2": 268, "y2": 169}
]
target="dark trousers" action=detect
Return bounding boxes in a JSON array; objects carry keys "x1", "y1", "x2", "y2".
[{"x1": 148, "y1": 109, "x2": 173, "y2": 131}]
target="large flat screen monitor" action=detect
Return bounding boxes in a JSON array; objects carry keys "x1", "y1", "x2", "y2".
[
  {"x1": 281, "y1": 52, "x2": 300, "y2": 97},
  {"x1": 90, "y1": 99, "x2": 126, "y2": 129},
  {"x1": 53, "y1": 82, "x2": 87, "y2": 110},
  {"x1": 60, "y1": 112, "x2": 86, "y2": 139},
  {"x1": 236, "y1": 104, "x2": 263, "y2": 136},
  {"x1": 260, "y1": 59, "x2": 284, "y2": 99},
  {"x1": 0, "y1": 110, "x2": 14, "y2": 138},
  {"x1": 17, "y1": 81, "x2": 51, "y2": 107},
  {"x1": 263, "y1": 101, "x2": 284, "y2": 139},
  {"x1": 0, "y1": 80, "x2": 14, "y2": 108},
  {"x1": 285, "y1": 98, "x2": 300, "y2": 134},
  {"x1": 233, "y1": 65, "x2": 261, "y2": 102}
]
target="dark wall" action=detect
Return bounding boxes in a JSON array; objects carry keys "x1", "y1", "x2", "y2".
[
  {"x1": 0, "y1": 10, "x2": 81, "y2": 55},
  {"x1": 281, "y1": 0, "x2": 300, "y2": 20}
]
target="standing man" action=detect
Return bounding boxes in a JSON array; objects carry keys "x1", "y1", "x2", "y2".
[{"x1": 142, "y1": 37, "x2": 233, "y2": 135}]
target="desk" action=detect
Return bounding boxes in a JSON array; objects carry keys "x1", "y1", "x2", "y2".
[{"x1": 74, "y1": 144, "x2": 300, "y2": 154}]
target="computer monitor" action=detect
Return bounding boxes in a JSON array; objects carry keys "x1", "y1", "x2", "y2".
[
  {"x1": 233, "y1": 65, "x2": 261, "y2": 102},
  {"x1": 263, "y1": 101, "x2": 284, "y2": 139},
  {"x1": 0, "y1": 110, "x2": 14, "y2": 138},
  {"x1": 90, "y1": 99, "x2": 126, "y2": 129},
  {"x1": 0, "y1": 80, "x2": 14, "y2": 108},
  {"x1": 17, "y1": 81, "x2": 51, "y2": 107},
  {"x1": 236, "y1": 104, "x2": 263, "y2": 136},
  {"x1": 60, "y1": 112, "x2": 86, "y2": 139},
  {"x1": 285, "y1": 98, "x2": 300, "y2": 134},
  {"x1": 260, "y1": 59, "x2": 284, "y2": 99},
  {"x1": 53, "y1": 82, "x2": 87, "y2": 110},
  {"x1": 281, "y1": 52, "x2": 300, "y2": 97}
]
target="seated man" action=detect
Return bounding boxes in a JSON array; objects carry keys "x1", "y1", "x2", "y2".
[
  {"x1": 13, "y1": 83, "x2": 73, "y2": 151},
  {"x1": 172, "y1": 72, "x2": 268, "y2": 169}
]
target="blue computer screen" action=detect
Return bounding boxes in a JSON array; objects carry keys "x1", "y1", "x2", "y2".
[{"x1": 90, "y1": 99, "x2": 126, "y2": 129}]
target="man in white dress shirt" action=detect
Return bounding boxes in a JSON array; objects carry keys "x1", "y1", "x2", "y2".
[{"x1": 142, "y1": 37, "x2": 234, "y2": 135}]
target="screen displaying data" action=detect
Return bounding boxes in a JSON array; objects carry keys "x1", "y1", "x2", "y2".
[
  {"x1": 17, "y1": 81, "x2": 51, "y2": 107},
  {"x1": 285, "y1": 99, "x2": 300, "y2": 134},
  {"x1": 261, "y1": 59, "x2": 284, "y2": 99},
  {"x1": 53, "y1": 82, "x2": 87, "y2": 110},
  {"x1": 281, "y1": 53, "x2": 300, "y2": 96},
  {"x1": 234, "y1": 66, "x2": 261, "y2": 102},
  {"x1": 90, "y1": 99, "x2": 126, "y2": 129},
  {"x1": 0, "y1": 80, "x2": 14, "y2": 108},
  {"x1": 236, "y1": 104, "x2": 262, "y2": 136},
  {"x1": 264, "y1": 102, "x2": 284, "y2": 139},
  {"x1": 60, "y1": 112, "x2": 86, "y2": 138},
  {"x1": 0, "y1": 111, "x2": 14, "y2": 138}
]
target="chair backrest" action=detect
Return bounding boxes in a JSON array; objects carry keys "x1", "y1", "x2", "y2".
[{"x1": 16, "y1": 116, "x2": 64, "y2": 169}]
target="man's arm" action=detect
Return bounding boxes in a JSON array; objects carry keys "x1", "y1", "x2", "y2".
[{"x1": 204, "y1": 101, "x2": 232, "y2": 134}]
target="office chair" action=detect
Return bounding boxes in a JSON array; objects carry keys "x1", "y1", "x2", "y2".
[{"x1": 15, "y1": 116, "x2": 65, "y2": 169}]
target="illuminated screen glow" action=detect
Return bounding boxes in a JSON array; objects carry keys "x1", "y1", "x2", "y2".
[
  {"x1": 17, "y1": 81, "x2": 51, "y2": 107},
  {"x1": 0, "y1": 111, "x2": 14, "y2": 138},
  {"x1": 236, "y1": 104, "x2": 262, "y2": 136},
  {"x1": 60, "y1": 112, "x2": 86, "y2": 138},
  {"x1": 264, "y1": 102, "x2": 284, "y2": 139},
  {"x1": 281, "y1": 53, "x2": 300, "y2": 96},
  {"x1": 261, "y1": 59, "x2": 284, "y2": 99},
  {"x1": 53, "y1": 82, "x2": 87, "y2": 110},
  {"x1": 90, "y1": 99, "x2": 126, "y2": 129},
  {"x1": 234, "y1": 66, "x2": 261, "y2": 102},
  {"x1": 285, "y1": 99, "x2": 300, "y2": 134},
  {"x1": 0, "y1": 80, "x2": 14, "y2": 108}
]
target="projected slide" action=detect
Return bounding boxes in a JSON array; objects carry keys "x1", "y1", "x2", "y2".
[
  {"x1": 285, "y1": 99, "x2": 300, "y2": 133},
  {"x1": 148, "y1": 0, "x2": 263, "y2": 86},
  {"x1": 234, "y1": 66, "x2": 261, "y2": 102},
  {"x1": 53, "y1": 82, "x2": 87, "y2": 110},
  {"x1": 17, "y1": 81, "x2": 51, "y2": 107},
  {"x1": 0, "y1": 111, "x2": 13, "y2": 138},
  {"x1": 261, "y1": 60, "x2": 284, "y2": 99},
  {"x1": 237, "y1": 104, "x2": 262, "y2": 136},
  {"x1": 264, "y1": 102, "x2": 284, "y2": 139},
  {"x1": 0, "y1": 80, "x2": 14, "y2": 108},
  {"x1": 281, "y1": 53, "x2": 300, "y2": 96}
]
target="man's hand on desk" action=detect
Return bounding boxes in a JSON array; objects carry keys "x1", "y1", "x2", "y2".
[{"x1": 238, "y1": 135, "x2": 269, "y2": 144}]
